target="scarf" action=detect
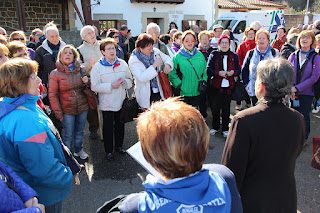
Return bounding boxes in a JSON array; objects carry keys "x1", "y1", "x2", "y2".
[
  {"x1": 300, "y1": 48, "x2": 315, "y2": 55},
  {"x1": 99, "y1": 57, "x2": 120, "y2": 69},
  {"x1": 132, "y1": 49, "x2": 158, "y2": 90},
  {"x1": 47, "y1": 40, "x2": 60, "y2": 60},
  {"x1": 256, "y1": 45, "x2": 273, "y2": 61},
  {"x1": 178, "y1": 47, "x2": 198, "y2": 58},
  {"x1": 172, "y1": 42, "x2": 180, "y2": 50}
]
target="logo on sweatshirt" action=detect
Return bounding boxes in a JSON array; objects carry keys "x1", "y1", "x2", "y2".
[{"x1": 176, "y1": 204, "x2": 203, "y2": 213}]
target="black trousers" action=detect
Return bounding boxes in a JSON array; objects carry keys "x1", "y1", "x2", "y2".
[
  {"x1": 208, "y1": 89, "x2": 231, "y2": 131},
  {"x1": 183, "y1": 95, "x2": 202, "y2": 110},
  {"x1": 199, "y1": 93, "x2": 208, "y2": 118},
  {"x1": 102, "y1": 110, "x2": 124, "y2": 154},
  {"x1": 87, "y1": 107, "x2": 99, "y2": 132}
]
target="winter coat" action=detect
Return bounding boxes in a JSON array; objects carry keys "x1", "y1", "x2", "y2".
[
  {"x1": 236, "y1": 39, "x2": 256, "y2": 67},
  {"x1": 198, "y1": 45, "x2": 216, "y2": 61},
  {"x1": 91, "y1": 58, "x2": 132, "y2": 111},
  {"x1": 129, "y1": 48, "x2": 173, "y2": 109},
  {"x1": 288, "y1": 50, "x2": 320, "y2": 96},
  {"x1": 77, "y1": 40, "x2": 103, "y2": 76},
  {"x1": 34, "y1": 39, "x2": 66, "y2": 86},
  {"x1": 172, "y1": 42, "x2": 181, "y2": 52},
  {"x1": 155, "y1": 39, "x2": 170, "y2": 56},
  {"x1": 222, "y1": 102, "x2": 305, "y2": 213},
  {"x1": 271, "y1": 36, "x2": 286, "y2": 51},
  {"x1": 119, "y1": 32, "x2": 128, "y2": 55},
  {"x1": 48, "y1": 61, "x2": 89, "y2": 120},
  {"x1": 0, "y1": 94, "x2": 73, "y2": 206},
  {"x1": 0, "y1": 161, "x2": 41, "y2": 213},
  {"x1": 168, "y1": 49, "x2": 207, "y2": 97}
]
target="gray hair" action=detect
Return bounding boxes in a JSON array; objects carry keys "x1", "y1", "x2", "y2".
[
  {"x1": 250, "y1": 21, "x2": 261, "y2": 31},
  {"x1": 256, "y1": 58, "x2": 294, "y2": 102},
  {"x1": 286, "y1": 33, "x2": 298, "y2": 45},
  {"x1": 45, "y1": 26, "x2": 59, "y2": 36},
  {"x1": 147, "y1": 23, "x2": 160, "y2": 34},
  {"x1": 80, "y1": 25, "x2": 95, "y2": 39}
]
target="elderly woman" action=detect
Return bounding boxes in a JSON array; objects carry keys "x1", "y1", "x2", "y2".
[
  {"x1": 91, "y1": 38, "x2": 132, "y2": 161},
  {"x1": 106, "y1": 28, "x2": 125, "y2": 60},
  {"x1": 198, "y1": 30, "x2": 215, "y2": 61},
  {"x1": 222, "y1": 58, "x2": 305, "y2": 212},
  {"x1": 9, "y1": 31, "x2": 35, "y2": 59},
  {"x1": 129, "y1": 33, "x2": 173, "y2": 109},
  {"x1": 207, "y1": 35, "x2": 240, "y2": 138},
  {"x1": 169, "y1": 30, "x2": 207, "y2": 113},
  {"x1": 242, "y1": 29, "x2": 279, "y2": 106},
  {"x1": 289, "y1": 30, "x2": 320, "y2": 143},
  {"x1": 49, "y1": 45, "x2": 89, "y2": 159},
  {"x1": 159, "y1": 33, "x2": 176, "y2": 58},
  {"x1": 271, "y1": 25, "x2": 286, "y2": 51},
  {"x1": 0, "y1": 59, "x2": 72, "y2": 212},
  {"x1": 280, "y1": 33, "x2": 298, "y2": 59},
  {"x1": 97, "y1": 98, "x2": 242, "y2": 213},
  {"x1": 0, "y1": 43, "x2": 9, "y2": 65},
  {"x1": 236, "y1": 27, "x2": 256, "y2": 67},
  {"x1": 27, "y1": 28, "x2": 43, "y2": 51},
  {"x1": 78, "y1": 25, "x2": 102, "y2": 140},
  {"x1": 172, "y1": 31, "x2": 183, "y2": 52}
]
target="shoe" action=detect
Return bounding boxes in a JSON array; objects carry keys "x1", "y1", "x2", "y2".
[
  {"x1": 223, "y1": 131, "x2": 229, "y2": 138},
  {"x1": 89, "y1": 131, "x2": 97, "y2": 139},
  {"x1": 106, "y1": 153, "x2": 114, "y2": 161},
  {"x1": 245, "y1": 104, "x2": 251, "y2": 108},
  {"x1": 74, "y1": 150, "x2": 89, "y2": 160},
  {"x1": 115, "y1": 147, "x2": 126, "y2": 154},
  {"x1": 312, "y1": 106, "x2": 319, "y2": 114},
  {"x1": 235, "y1": 104, "x2": 242, "y2": 110},
  {"x1": 210, "y1": 129, "x2": 218, "y2": 135}
]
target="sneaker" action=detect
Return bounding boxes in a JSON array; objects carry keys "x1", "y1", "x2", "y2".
[
  {"x1": 89, "y1": 131, "x2": 97, "y2": 139},
  {"x1": 223, "y1": 131, "x2": 229, "y2": 138},
  {"x1": 74, "y1": 150, "x2": 89, "y2": 160},
  {"x1": 210, "y1": 129, "x2": 218, "y2": 135},
  {"x1": 312, "y1": 106, "x2": 319, "y2": 114},
  {"x1": 235, "y1": 104, "x2": 242, "y2": 110}
]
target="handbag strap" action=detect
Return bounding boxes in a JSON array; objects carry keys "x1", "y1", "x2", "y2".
[{"x1": 186, "y1": 59, "x2": 201, "y2": 81}]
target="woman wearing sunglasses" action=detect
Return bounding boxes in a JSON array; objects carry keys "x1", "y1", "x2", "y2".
[
  {"x1": 168, "y1": 30, "x2": 207, "y2": 113},
  {"x1": 9, "y1": 31, "x2": 35, "y2": 60}
]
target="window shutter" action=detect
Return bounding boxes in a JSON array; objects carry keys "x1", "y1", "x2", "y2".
[{"x1": 118, "y1": 20, "x2": 128, "y2": 29}]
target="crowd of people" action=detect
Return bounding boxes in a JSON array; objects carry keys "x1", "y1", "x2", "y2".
[{"x1": 0, "y1": 18, "x2": 320, "y2": 213}]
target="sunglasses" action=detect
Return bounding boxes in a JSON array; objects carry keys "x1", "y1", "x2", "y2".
[
  {"x1": 185, "y1": 39, "x2": 195, "y2": 43},
  {"x1": 13, "y1": 38, "x2": 25, "y2": 41},
  {"x1": 29, "y1": 74, "x2": 38, "y2": 80}
]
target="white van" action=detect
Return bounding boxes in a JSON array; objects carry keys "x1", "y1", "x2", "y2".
[{"x1": 210, "y1": 10, "x2": 285, "y2": 44}]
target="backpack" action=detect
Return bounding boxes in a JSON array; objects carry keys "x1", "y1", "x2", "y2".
[{"x1": 247, "y1": 47, "x2": 276, "y2": 62}]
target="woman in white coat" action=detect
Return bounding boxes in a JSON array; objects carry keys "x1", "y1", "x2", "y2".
[
  {"x1": 91, "y1": 38, "x2": 132, "y2": 161},
  {"x1": 129, "y1": 33, "x2": 173, "y2": 110}
]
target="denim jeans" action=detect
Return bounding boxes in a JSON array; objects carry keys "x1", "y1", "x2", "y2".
[
  {"x1": 46, "y1": 200, "x2": 63, "y2": 213},
  {"x1": 62, "y1": 111, "x2": 88, "y2": 153},
  {"x1": 294, "y1": 95, "x2": 313, "y2": 140}
]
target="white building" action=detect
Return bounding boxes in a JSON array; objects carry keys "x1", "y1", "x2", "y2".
[{"x1": 74, "y1": 0, "x2": 216, "y2": 36}]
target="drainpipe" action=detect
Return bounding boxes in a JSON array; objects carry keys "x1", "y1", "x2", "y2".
[{"x1": 16, "y1": 0, "x2": 24, "y2": 31}]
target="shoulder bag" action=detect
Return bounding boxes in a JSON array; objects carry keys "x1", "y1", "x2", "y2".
[
  {"x1": 120, "y1": 87, "x2": 139, "y2": 124},
  {"x1": 186, "y1": 59, "x2": 207, "y2": 93},
  {"x1": 79, "y1": 68, "x2": 99, "y2": 110}
]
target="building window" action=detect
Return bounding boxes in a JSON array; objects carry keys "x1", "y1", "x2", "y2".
[{"x1": 99, "y1": 20, "x2": 117, "y2": 35}]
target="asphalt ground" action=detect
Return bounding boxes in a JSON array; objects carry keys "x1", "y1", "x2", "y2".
[{"x1": 64, "y1": 101, "x2": 320, "y2": 213}]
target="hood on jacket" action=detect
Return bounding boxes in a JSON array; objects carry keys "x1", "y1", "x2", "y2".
[
  {"x1": 0, "y1": 94, "x2": 35, "y2": 120},
  {"x1": 139, "y1": 169, "x2": 231, "y2": 212},
  {"x1": 55, "y1": 60, "x2": 81, "y2": 75},
  {"x1": 41, "y1": 39, "x2": 66, "y2": 55}
]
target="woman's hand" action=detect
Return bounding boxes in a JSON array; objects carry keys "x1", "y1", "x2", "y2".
[
  {"x1": 152, "y1": 56, "x2": 163, "y2": 69},
  {"x1": 219, "y1": 71, "x2": 227, "y2": 78},
  {"x1": 291, "y1": 87, "x2": 297, "y2": 100},
  {"x1": 112, "y1": 78, "x2": 125, "y2": 89},
  {"x1": 163, "y1": 64, "x2": 171, "y2": 74},
  {"x1": 89, "y1": 58, "x2": 95, "y2": 66},
  {"x1": 25, "y1": 197, "x2": 45, "y2": 213},
  {"x1": 82, "y1": 76, "x2": 89, "y2": 84},
  {"x1": 227, "y1": 70, "x2": 234, "y2": 77}
]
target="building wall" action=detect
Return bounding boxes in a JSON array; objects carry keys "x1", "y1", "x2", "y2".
[
  {"x1": 0, "y1": 0, "x2": 62, "y2": 33},
  {"x1": 74, "y1": 0, "x2": 216, "y2": 36}
]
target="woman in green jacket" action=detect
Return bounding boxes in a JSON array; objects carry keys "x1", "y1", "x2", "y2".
[{"x1": 168, "y1": 30, "x2": 207, "y2": 112}]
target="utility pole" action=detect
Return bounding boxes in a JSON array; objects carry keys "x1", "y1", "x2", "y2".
[{"x1": 304, "y1": 0, "x2": 310, "y2": 25}]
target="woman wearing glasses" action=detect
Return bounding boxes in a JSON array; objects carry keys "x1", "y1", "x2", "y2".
[
  {"x1": 9, "y1": 31, "x2": 35, "y2": 60},
  {"x1": 107, "y1": 29, "x2": 125, "y2": 60},
  {"x1": 289, "y1": 30, "x2": 320, "y2": 144},
  {"x1": 168, "y1": 30, "x2": 207, "y2": 111},
  {"x1": 206, "y1": 35, "x2": 240, "y2": 138}
]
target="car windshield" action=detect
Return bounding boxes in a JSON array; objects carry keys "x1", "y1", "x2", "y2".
[{"x1": 214, "y1": 19, "x2": 238, "y2": 29}]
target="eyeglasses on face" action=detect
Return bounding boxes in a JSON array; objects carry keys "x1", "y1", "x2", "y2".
[
  {"x1": 185, "y1": 39, "x2": 195, "y2": 43},
  {"x1": 220, "y1": 42, "x2": 229, "y2": 45},
  {"x1": 29, "y1": 74, "x2": 38, "y2": 80}
]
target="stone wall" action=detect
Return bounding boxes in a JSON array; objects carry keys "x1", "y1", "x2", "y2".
[
  {"x1": 0, "y1": 0, "x2": 62, "y2": 32},
  {"x1": 284, "y1": 14, "x2": 313, "y2": 30}
]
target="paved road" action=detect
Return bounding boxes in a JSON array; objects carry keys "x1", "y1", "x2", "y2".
[{"x1": 64, "y1": 102, "x2": 320, "y2": 213}]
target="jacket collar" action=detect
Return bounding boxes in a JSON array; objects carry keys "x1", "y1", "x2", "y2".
[{"x1": 55, "y1": 61, "x2": 81, "y2": 75}]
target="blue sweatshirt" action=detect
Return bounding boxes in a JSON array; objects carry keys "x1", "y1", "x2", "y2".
[{"x1": 0, "y1": 94, "x2": 72, "y2": 206}]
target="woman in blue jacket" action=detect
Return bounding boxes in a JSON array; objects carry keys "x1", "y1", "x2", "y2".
[{"x1": 0, "y1": 59, "x2": 73, "y2": 213}]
